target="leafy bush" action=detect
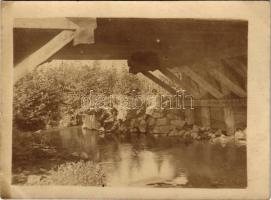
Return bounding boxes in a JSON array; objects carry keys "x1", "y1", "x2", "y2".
[
  {"x1": 13, "y1": 60, "x2": 169, "y2": 131},
  {"x1": 27, "y1": 161, "x2": 106, "y2": 186}
]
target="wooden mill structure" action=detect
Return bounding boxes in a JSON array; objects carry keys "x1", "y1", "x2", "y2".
[{"x1": 13, "y1": 18, "x2": 247, "y2": 134}]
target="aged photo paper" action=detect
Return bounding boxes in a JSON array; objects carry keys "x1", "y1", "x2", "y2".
[{"x1": 0, "y1": 1, "x2": 270, "y2": 199}]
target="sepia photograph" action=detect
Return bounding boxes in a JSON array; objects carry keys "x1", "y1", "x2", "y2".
[
  {"x1": 12, "y1": 17, "x2": 248, "y2": 188},
  {"x1": 0, "y1": 1, "x2": 270, "y2": 199}
]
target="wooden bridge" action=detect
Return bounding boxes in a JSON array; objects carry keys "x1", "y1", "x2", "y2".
[{"x1": 13, "y1": 17, "x2": 247, "y2": 134}]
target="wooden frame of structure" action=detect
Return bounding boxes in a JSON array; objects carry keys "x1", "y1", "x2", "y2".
[{"x1": 13, "y1": 17, "x2": 248, "y2": 134}]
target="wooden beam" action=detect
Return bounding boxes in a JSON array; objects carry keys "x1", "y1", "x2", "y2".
[
  {"x1": 221, "y1": 59, "x2": 246, "y2": 78},
  {"x1": 210, "y1": 69, "x2": 247, "y2": 97},
  {"x1": 14, "y1": 18, "x2": 79, "y2": 29},
  {"x1": 141, "y1": 70, "x2": 246, "y2": 107},
  {"x1": 159, "y1": 67, "x2": 199, "y2": 97},
  {"x1": 14, "y1": 30, "x2": 75, "y2": 83},
  {"x1": 193, "y1": 98, "x2": 246, "y2": 107},
  {"x1": 141, "y1": 71, "x2": 176, "y2": 94},
  {"x1": 180, "y1": 66, "x2": 224, "y2": 99}
]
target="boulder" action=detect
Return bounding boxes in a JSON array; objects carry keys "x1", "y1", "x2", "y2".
[
  {"x1": 119, "y1": 123, "x2": 128, "y2": 133},
  {"x1": 191, "y1": 132, "x2": 198, "y2": 139},
  {"x1": 171, "y1": 176, "x2": 188, "y2": 186},
  {"x1": 138, "y1": 119, "x2": 147, "y2": 133},
  {"x1": 27, "y1": 175, "x2": 42, "y2": 185},
  {"x1": 235, "y1": 130, "x2": 246, "y2": 140},
  {"x1": 214, "y1": 129, "x2": 223, "y2": 137},
  {"x1": 168, "y1": 129, "x2": 178, "y2": 136},
  {"x1": 59, "y1": 115, "x2": 71, "y2": 128},
  {"x1": 151, "y1": 110, "x2": 165, "y2": 118},
  {"x1": 156, "y1": 117, "x2": 169, "y2": 126},
  {"x1": 130, "y1": 118, "x2": 139, "y2": 129},
  {"x1": 170, "y1": 119, "x2": 186, "y2": 129},
  {"x1": 192, "y1": 125, "x2": 200, "y2": 132},
  {"x1": 147, "y1": 116, "x2": 156, "y2": 127},
  {"x1": 177, "y1": 130, "x2": 186, "y2": 136},
  {"x1": 153, "y1": 125, "x2": 171, "y2": 134},
  {"x1": 166, "y1": 113, "x2": 179, "y2": 120}
]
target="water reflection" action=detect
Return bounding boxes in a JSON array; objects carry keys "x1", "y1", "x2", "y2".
[{"x1": 53, "y1": 127, "x2": 246, "y2": 188}]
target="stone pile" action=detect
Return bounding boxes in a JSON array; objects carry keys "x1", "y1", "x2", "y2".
[{"x1": 79, "y1": 107, "x2": 246, "y2": 145}]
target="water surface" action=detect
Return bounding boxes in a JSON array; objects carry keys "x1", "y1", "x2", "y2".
[{"x1": 14, "y1": 126, "x2": 247, "y2": 188}]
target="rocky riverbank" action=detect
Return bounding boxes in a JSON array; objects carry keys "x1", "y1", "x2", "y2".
[{"x1": 80, "y1": 107, "x2": 246, "y2": 146}]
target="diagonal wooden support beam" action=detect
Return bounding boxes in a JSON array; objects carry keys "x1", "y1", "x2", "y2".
[
  {"x1": 221, "y1": 59, "x2": 246, "y2": 78},
  {"x1": 14, "y1": 30, "x2": 75, "y2": 83},
  {"x1": 141, "y1": 71, "x2": 176, "y2": 94},
  {"x1": 180, "y1": 66, "x2": 224, "y2": 99},
  {"x1": 210, "y1": 69, "x2": 247, "y2": 97},
  {"x1": 159, "y1": 67, "x2": 199, "y2": 97}
]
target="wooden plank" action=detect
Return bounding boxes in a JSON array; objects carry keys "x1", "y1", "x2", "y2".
[
  {"x1": 181, "y1": 66, "x2": 224, "y2": 99},
  {"x1": 193, "y1": 98, "x2": 246, "y2": 107},
  {"x1": 14, "y1": 30, "x2": 75, "y2": 83},
  {"x1": 141, "y1": 71, "x2": 176, "y2": 94},
  {"x1": 210, "y1": 69, "x2": 247, "y2": 97},
  {"x1": 159, "y1": 67, "x2": 199, "y2": 97},
  {"x1": 221, "y1": 59, "x2": 246, "y2": 78},
  {"x1": 14, "y1": 18, "x2": 79, "y2": 29}
]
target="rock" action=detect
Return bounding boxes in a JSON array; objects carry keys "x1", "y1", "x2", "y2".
[
  {"x1": 168, "y1": 129, "x2": 178, "y2": 136},
  {"x1": 147, "y1": 116, "x2": 156, "y2": 127},
  {"x1": 153, "y1": 125, "x2": 171, "y2": 134},
  {"x1": 156, "y1": 117, "x2": 169, "y2": 126},
  {"x1": 130, "y1": 118, "x2": 139, "y2": 129},
  {"x1": 27, "y1": 175, "x2": 42, "y2": 185},
  {"x1": 82, "y1": 114, "x2": 101, "y2": 130},
  {"x1": 177, "y1": 130, "x2": 185, "y2": 136},
  {"x1": 119, "y1": 123, "x2": 128, "y2": 133},
  {"x1": 71, "y1": 152, "x2": 80, "y2": 157},
  {"x1": 235, "y1": 130, "x2": 246, "y2": 140},
  {"x1": 171, "y1": 176, "x2": 188, "y2": 185},
  {"x1": 130, "y1": 128, "x2": 138, "y2": 133},
  {"x1": 151, "y1": 111, "x2": 165, "y2": 118},
  {"x1": 80, "y1": 152, "x2": 89, "y2": 159},
  {"x1": 39, "y1": 168, "x2": 47, "y2": 173},
  {"x1": 192, "y1": 125, "x2": 200, "y2": 132},
  {"x1": 170, "y1": 119, "x2": 186, "y2": 129},
  {"x1": 166, "y1": 113, "x2": 179, "y2": 120},
  {"x1": 214, "y1": 129, "x2": 223, "y2": 137},
  {"x1": 191, "y1": 132, "x2": 198, "y2": 139},
  {"x1": 59, "y1": 115, "x2": 72, "y2": 128},
  {"x1": 138, "y1": 119, "x2": 147, "y2": 133}
]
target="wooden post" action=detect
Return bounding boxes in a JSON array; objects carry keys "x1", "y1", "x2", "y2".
[
  {"x1": 224, "y1": 106, "x2": 235, "y2": 135},
  {"x1": 201, "y1": 107, "x2": 211, "y2": 128},
  {"x1": 185, "y1": 109, "x2": 195, "y2": 125}
]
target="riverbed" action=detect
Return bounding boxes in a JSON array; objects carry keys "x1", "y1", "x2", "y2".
[{"x1": 12, "y1": 126, "x2": 247, "y2": 188}]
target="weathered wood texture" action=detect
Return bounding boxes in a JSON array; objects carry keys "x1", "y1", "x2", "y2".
[
  {"x1": 14, "y1": 18, "x2": 79, "y2": 29},
  {"x1": 14, "y1": 30, "x2": 75, "y2": 82},
  {"x1": 14, "y1": 18, "x2": 247, "y2": 68},
  {"x1": 180, "y1": 66, "x2": 224, "y2": 99}
]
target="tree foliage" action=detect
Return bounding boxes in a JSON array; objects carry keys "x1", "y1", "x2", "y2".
[{"x1": 13, "y1": 61, "x2": 150, "y2": 131}]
